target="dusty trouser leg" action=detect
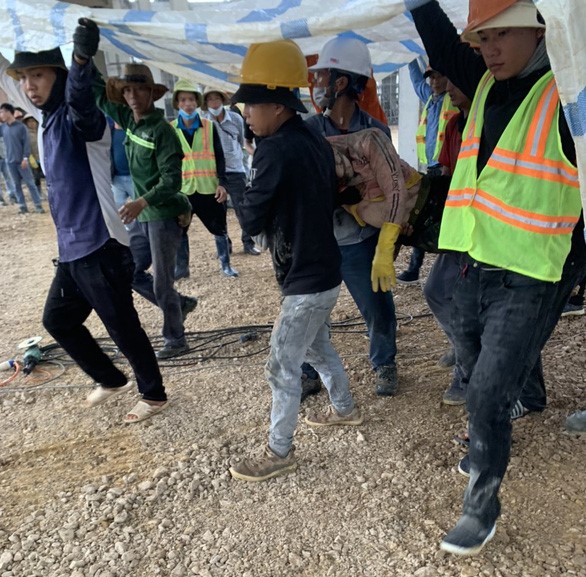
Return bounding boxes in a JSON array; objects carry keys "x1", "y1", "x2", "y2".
[
  {"x1": 452, "y1": 261, "x2": 555, "y2": 528},
  {"x1": 266, "y1": 285, "x2": 353, "y2": 457}
]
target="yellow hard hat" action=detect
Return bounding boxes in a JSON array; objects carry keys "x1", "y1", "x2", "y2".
[
  {"x1": 237, "y1": 39, "x2": 309, "y2": 89},
  {"x1": 172, "y1": 79, "x2": 203, "y2": 109}
]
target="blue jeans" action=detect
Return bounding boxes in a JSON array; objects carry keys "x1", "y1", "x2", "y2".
[
  {"x1": 111, "y1": 174, "x2": 134, "y2": 209},
  {"x1": 0, "y1": 159, "x2": 15, "y2": 201},
  {"x1": 8, "y1": 162, "x2": 42, "y2": 210},
  {"x1": 129, "y1": 219, "x2": 185, "y2": 348},
  {"x1": 452, "y1": 255, "x2": 557, "y2": 527},
  {"x1": 340, "y1": 233, "x2": 397, "y2": 369},
  {"x1": 42, "y1": 240, "x2": 165, "y2": 401},
  {"x1": 267, "y1": 285, "x2": 355, "y2": 457},
  {"x1": 405, "y1": 246, "x2": 425, "y2": 275}
]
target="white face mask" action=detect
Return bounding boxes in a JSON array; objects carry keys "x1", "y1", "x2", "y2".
[
  {"x1": 312, "y1": 87, "x2": 329, "y2": 108},
  {"x1": 209, "y1": 105, "x2": 224, "y2": 117}
]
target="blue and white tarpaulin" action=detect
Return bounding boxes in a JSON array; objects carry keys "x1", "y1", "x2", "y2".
[
  {"x1": 0, "y1": 0, "x2": 584, "y2": 211},
  {"x1": 535, "y1": 0, "x2": 586, "y2": 214},
  {"x1": 0, "y1": 0, "x2": 468, "y2": 91}
]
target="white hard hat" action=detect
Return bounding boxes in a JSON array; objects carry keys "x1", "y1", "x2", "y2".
[{"x1": 309, "y1": 37, "x2": 372, "y2": 78}]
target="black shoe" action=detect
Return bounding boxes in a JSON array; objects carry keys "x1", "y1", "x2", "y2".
[
  {"x1": 438, "y1": 347, "x2": 456, "y2": 368},
  {"x1": 18, "y1": 207, "x2": 29, "y2": 214},
  {"x1": 300, "y1": 363, "x2": 322, "y2": 402},
  {"x1": 375, "y1": 365, "x2": 398, "y2": 396},
  {"x1": 156, "y1": 343, "x2": 189, "y2": 359},
  {"x1": 243, "y1": 244, "x2": 261, "y2": 256},
  {"x1": 180, "y1": 296, "x2": 198, "y2": 322},
  {"x1": 440, "y1": 515, "x2": 496, "y2": 556},
  {"x1": 457, "y1": 454, "x2": 470, "y2": 478},
  {"x1": 509, "y1": 400, "x2": 531, "y2": 421},
  {"x1": 35, "y1": 206, "x2": 45, "y2": 214},
  {"x1": 442, "y1": 373, "x2": 467, "y2": 406},
  {"x1": 175, "y1": 270, "x2": 190, "y2": 280},
  {"x1": 396, "y1": 269, "x2": 419, "y2": 285}
]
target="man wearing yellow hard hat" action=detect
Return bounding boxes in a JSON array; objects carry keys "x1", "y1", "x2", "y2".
[
  {"x1": 407, "y1": 0, "x2": 585, "y2": 556},
  {"x1": 228, "y1": 39, "x2": 362, "y2": 483}
]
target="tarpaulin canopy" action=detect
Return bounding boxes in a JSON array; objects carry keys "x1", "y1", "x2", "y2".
[
  {"x1": 0, "y1": 0, "x2": 469, "y2": 91},
  {"x1": 0, "y1": 0, "x2": 584, "y2": 211}
]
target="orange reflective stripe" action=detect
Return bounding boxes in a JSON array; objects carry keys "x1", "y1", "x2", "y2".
[
  {"x1": 445, "y1": 186, "x2": 475, "y2": 207},
  {"x1": 447, "y1": 186, "x2": 579, "y2": 234},
  {"x1": 457, "y1": 137, "x2": 480, "y2": 159},
  {"x1": 182, "y1": 169, "x2": 218, "y2": 178},
  {"x1": 487, "y1": 147, "x2": 579, "y2": 188},
  {"x1": 184, "y1": 151, "x2": 215, "y2": 160},
  {"x1": 524, "y1": 78, "x2": 558, "y2": 158}
]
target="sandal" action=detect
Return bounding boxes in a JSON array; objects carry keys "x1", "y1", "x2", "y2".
[
  {"x1": 123, "y1": 400, "x2": 168, "y2": 424},
  {"x1": 452, "y1": 429, "x2": 470, "y2": 448},
  {"x1": 86, "y1": 382, "x2": 133, "y2": 407}
]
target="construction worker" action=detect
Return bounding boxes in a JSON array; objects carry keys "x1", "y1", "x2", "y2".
[
  {"x1": 1, "y1": 23, "x2": 169, "y2": 423},
  {"x1": 397, "y1": 58, "x2": 458, "y2": 285},
  {"x1": 422, "y1": 79, "x2": 472, "y2": 405},
  {"x1": 305, "y1": 36, "x2": 401, "y2": 397},
  {"x1": 201, "y1": 87, "x2": 261, "y2": 257},
  {"x1": 170, "y1": 80, "x2": 238, "y2": 279},
  {"x1": 228, "y1": 39, "x2": 362, "y2": 482},
  {"x1": 407, "y1": 0, "x2": 586, "y2": 555}
]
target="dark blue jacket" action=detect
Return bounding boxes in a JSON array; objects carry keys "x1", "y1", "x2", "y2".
[{"x1": 42, "y1": 60, "x2": 127, "y2": 262}]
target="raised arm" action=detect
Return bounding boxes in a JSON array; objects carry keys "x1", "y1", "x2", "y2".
[{"x1": 407, "y1": 0, "x2": 486, "y2": 100}]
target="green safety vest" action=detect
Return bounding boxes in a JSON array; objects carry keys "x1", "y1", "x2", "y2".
[
  {"x1": 416, "y1": 93, "x2": 459, "y2": 165},
  {"x1": 439, "y1": 70, "x2": 581, "y2": 282},
  {"x1": 171, "y1": 118, "x2": 218, "y2": 195}
]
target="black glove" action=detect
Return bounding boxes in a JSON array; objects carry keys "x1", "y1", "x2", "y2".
[
  {"x1": 73, "y1": 18, "x2": 100, "y2": 61},
  {"x1": 337, "y1": 185, "x2": 362, "y2": 207}
]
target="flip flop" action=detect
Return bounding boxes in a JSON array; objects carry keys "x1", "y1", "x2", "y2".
[
  {"x1": 452, "y1": 429, "x2": 470, "y2": 448},
  {"x1": 123, "y1": 400, "x2": 168, "y2": 424},
  {"x1": 86, "y1": 382, "x2": 134, "y2": 407}
]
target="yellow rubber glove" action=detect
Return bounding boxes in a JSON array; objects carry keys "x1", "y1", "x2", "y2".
[
  {"x1": 371, "y1": 222, "x2": 401, "y2": 292},
  {"x1": 348, "y1": 204, "x2": 366, "y2": 227}
]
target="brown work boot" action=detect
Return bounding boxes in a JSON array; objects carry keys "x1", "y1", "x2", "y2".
[
  {"x1": 304, "y1": 405, "x2": 363, "y2": 427},
  {"x1": 229, "y1": 446, "x2": 297, "y2": 482}
]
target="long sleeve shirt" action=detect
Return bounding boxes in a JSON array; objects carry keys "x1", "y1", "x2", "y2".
[
  {"x1": 240, "y1": 114, "x2": 342, "y2": 295},
  {"x1": 410, "y1": 0, "x2": 585, "y2": 261},
  {"x1": 203, "y1": 109, "x2": 245, "y2": 175},
  {"x1": 0, "y1": 121, "x2": 31, "y2": 163},
  {"x1": 93, "y1": 70, "x2": 190, "y2": 222},
  {"x1": 23, "y1": 59, "x2": 128, "y2": 261},
  {"x1": 409, "y1": 58, "x2": 445, "y2": 168}
]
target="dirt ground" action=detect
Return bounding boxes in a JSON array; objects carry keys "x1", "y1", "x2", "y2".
[{"x1": 0, "y1": 201, "x2": 584, "y2": 577}]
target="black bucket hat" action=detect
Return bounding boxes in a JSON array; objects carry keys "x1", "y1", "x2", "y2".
[
  {"x1": 231, "y1": 84, "x2": 307, "y2": 113},
  {"x1": 6, "y1": 48, "x2": 67, "y2": 80}
]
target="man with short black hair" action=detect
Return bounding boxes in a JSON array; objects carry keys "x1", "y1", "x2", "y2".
[
  {"x1": 228, "y1": 39, "x2": 362, "y2": 483},
  {"x1": 0, "y1": 24, "x2": 168, "y2": 423},
  {"x1": 0, "y1": 102, "x2": 44, "y2": 213}
]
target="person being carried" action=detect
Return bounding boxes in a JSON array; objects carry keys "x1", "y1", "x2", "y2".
[
  {"x1": 0, "y1": 22, "x2": 168, "y2": 423},
  {"x1": 228, "y1": 39, "x2": 362, "y2": 483}
]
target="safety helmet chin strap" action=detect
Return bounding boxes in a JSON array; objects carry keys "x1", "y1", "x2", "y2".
[{"x1": 322, "y1": 69, "x2": 367, "y2": 117}]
